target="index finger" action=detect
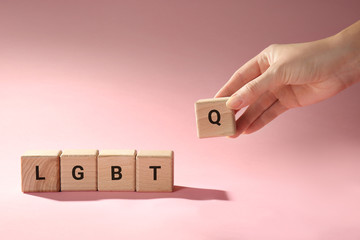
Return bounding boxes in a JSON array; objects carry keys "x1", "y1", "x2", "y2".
[{"x1": 215, "y1": 54, "x2": 265, "y2": 98}]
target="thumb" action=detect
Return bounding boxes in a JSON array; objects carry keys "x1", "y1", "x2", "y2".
[{"x1": 226, "y1": 67, "x2": 280, "y2": 110}]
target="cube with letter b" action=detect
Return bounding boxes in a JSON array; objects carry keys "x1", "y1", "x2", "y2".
[
  {"x1": 195, "y1": 97, "x2": 236, "y2": 138},
  {"x1": 98, "y1": 149, "x2": 136, "y2": 191}
]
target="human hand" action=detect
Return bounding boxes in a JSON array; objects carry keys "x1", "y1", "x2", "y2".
[{"x1": 216, "y1": 21, "x2": 360, "y2": 137}]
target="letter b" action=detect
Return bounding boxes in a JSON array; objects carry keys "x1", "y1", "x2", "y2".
[{"x1": 111, "y1": 166, "x2": 122, "y2": 180}]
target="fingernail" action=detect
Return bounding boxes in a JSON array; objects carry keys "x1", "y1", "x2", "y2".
[{"x1": 227, "y1": 95, "x2": 243, "y2": 109}]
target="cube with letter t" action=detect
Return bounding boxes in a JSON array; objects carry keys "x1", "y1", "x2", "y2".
[
  {"x1": 195, "y1": 97, "x2": 236, "y2": 138},
  {"x1": 136, "y1": 150, "x2": 174, "y2": 192}
]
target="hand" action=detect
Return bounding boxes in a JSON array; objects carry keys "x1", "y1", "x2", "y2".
[{"x1": 216, "y1": 21, "x2": 360, "y2": 137}]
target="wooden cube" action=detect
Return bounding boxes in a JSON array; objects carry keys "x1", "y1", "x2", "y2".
[
  {"x1": 60, "y1": 149, "x2": 98, "y2": 191},
  {"x1": 136, "y1": 150, "x2": 174, "y2": 192},
  {"x1": 98, "y1": 150, "x2": 136, "y2": 191},
  {"x1": 195, "y1": 97, "x2": 236, "y2": 138},
  {"x1": 21, "y1": 150, "x2": 61, "y2": 192}
]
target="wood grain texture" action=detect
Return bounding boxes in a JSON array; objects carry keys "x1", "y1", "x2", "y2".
[
  {"x1": 195, "y1": 97, "x2": 236, "y2": 138},
  {"x1": 98, "y1": 149, "x2": 136, "y2": 191},
  {"x1": 136, "y1": 150, "x2": 174, "y2": 192},
  {"x1": 21, "y1": 150, "x2": 61, "y2": 192},
  {"x1": 60, "y1": 149, "x2": 98, "y2": 191}
]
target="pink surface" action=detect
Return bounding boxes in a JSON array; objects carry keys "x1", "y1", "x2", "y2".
[{"x1": 1, "y1": 1, "x2": 360, "y2": 239}]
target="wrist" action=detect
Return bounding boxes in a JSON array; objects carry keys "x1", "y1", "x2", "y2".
[{"x1": 330, "y1": 21, "x2": 360, "y2": 85}]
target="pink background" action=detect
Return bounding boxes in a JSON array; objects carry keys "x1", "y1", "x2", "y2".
[{"x1": 1, "y1": 1, "x2": 360, "y2": 239}]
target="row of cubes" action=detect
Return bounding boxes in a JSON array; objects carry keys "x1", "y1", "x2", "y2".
[{"x1": 21, "y1": 149, "x2": 174, "y2": 192}]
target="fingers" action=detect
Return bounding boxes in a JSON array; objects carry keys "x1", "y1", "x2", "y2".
[
  {"x1": 226, "y1": 67, "x2": 279, "y2": 110},
  {"x1": 244, "y1": 100, "x2": 288, "y2": 134},
  {"x1": 215, "y1": 55, "x2": 264, "y2": 98},
  {"x1": 229, "y1": 91, "x2": 277, "y2": 138}
]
